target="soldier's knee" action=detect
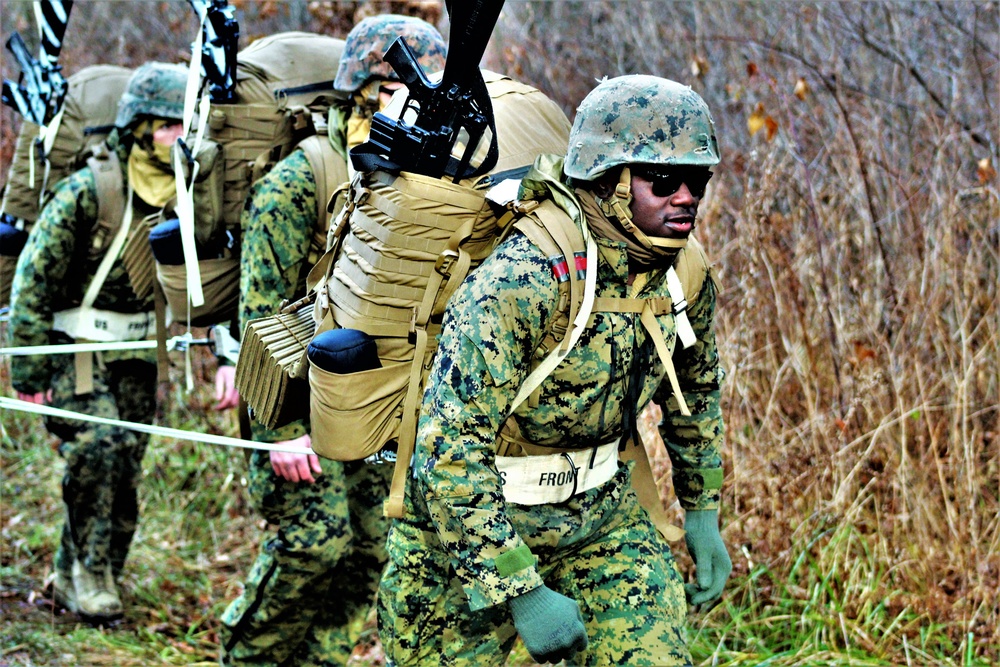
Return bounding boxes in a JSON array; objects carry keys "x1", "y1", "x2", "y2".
[{"x1": 273, "y1": 529, "x2": 354, "y2": 572}]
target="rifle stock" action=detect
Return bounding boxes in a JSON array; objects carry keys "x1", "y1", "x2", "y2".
[
  {"x1": 0, "y1": 0, "x2": 72, "y2": 126},
  {"x1": 350, "y1": 0, "x2": 505, "y2": 182},
  {"x1": 187, "y1": 0, "x2": 239, "y2": 104}
]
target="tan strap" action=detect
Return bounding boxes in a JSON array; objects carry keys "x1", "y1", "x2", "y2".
[
  {"x1": 384, "y1": 325, "x2": 431, "y2": 519},
  {"x1": 509, "y1": 205, "x2": 597, "y2": 413},
  {"x1": 73, "y1": 350, "x2": 94, "y2": 396},
  {"x1": 86, "y1": 148, "x2": 125, "y2": 261},
  {"x1": 591, "y1": 296, "x2": 672, "y2": 315},
  {"x1": 371, "y1": 170, "x2": 487, "y2": 210},
  {"x1": 383, "y1": 215, "x2": 477, "y2": 517},
  {"x1": 153, "y1": 279, "x2": 170, "y2": 384},
  {"x1": 639, "y1": 303, "x2": 690, "y2": 416},
  {"x1": 519, "y1": 203, "x2": 587, "y2": 352},
  {"x1": 619, "y1": 434, "x2": 685, "y2": 542},
  {"x1": 296, "y1": 135, "x2": 347, "y2": 237}
]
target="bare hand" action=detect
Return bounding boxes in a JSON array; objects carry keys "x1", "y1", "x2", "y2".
[
  {"x1": 16, "y1": 390, "x2": 51, "y2": 405},
  {"x1": 269, "y1": 434, "x2": 323, "y2": 483},
  {"x1": 213, "y1": 365, "x2": 239, "y2": 410}
]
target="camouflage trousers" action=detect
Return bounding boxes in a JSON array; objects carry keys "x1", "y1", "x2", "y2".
[
  {"x1": 219, "y1": 454, "x2": 392, "y2": 666},
  {"x1": 378, "y1": 464, "x2": 692, "y2": 667},
  {"x1": 44, "y1": 356, "x2": 156, "y2": 582}
]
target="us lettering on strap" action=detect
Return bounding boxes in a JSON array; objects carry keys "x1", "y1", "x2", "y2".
[
  {"x1": 494, "y1": 440, "x2": 620, "y2": 505},
  {"x1": 53, "y1": 306, "x2": 155, "y2": 342}
]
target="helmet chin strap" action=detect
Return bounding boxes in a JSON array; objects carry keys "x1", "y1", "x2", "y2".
[{"x1": 596, "y1": 167, "x2": 689, "y2": 251}]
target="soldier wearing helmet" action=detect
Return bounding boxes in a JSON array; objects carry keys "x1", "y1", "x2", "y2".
[
  {"x1": 7, "y1": 62, "x2": 188, "y2": 622},
  {"x1": 380, "y1": 75, "x2": 731, "y2": 665},
  {"x1": 217, "y1": 15, "x2": 446, "y2": 667}
]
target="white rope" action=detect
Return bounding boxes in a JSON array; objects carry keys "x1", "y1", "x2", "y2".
[
  {"x1": 0, "y1": 396, "x2": 309, "y2": 454},
  {"x1": 0, "y1": 332, "x2": 218, "y2": 356},
  {"x1": 0, "y1": 340, "x2": 157, "y2": 355}
]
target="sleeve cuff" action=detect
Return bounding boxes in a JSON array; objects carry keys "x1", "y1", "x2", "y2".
[
  {"x1": 674, "y1": 466, "x2": 723, "y2": 510},
  {"x1": 461, "y1": 545, "x2": 545, "y2": 612},
  {"x1": 251, "y1": 418, "x2": 308, "y2": 443}
]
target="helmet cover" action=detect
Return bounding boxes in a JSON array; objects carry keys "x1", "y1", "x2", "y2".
[
  {"x1": 115, "y1": 62, "x2": 187, "y2": 129},
  {"x1": 564, "y1": 74, "x2": 720, "y2": 181},
  {"x1": 334, "y1": 14, "x2": 447, "y2": 93}
]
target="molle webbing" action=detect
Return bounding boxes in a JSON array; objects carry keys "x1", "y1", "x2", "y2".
[
  {"x1": 204, "y1": 31, "x2": 347, "y2": 233},
  {"x1": 208, "y1": 103, "x2": 297, "y2": 229},
  {"x1": 320, "y1": 169, "x2": 498, "y2": 339},
  {"x1": 316, "y1": 170, "x2": 502, "y2": 519}
]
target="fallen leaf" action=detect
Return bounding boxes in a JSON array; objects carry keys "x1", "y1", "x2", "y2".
[
  {"x1": 748, "y1": 102, "x2": 766, "y2": 136},
  {"x1": 977, "y1": 158, "x2": 996, "y2": 184},
  {"x1": 764, "y1": 116, "x2": 779, "y2": 141},
  {"x1": 794, "y1": 77, "x2": 810, "y2": 100},
  {"x1": 691, "y1": 55, "x2": 709, "y2": 78}
]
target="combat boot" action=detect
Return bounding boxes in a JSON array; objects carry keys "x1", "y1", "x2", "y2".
[
  {"x1": 72, "y1": 560, "x2": 123, "y2": 620},
  {"x1": 49, "y1": 568, "x2": 78, "y2": 612}
]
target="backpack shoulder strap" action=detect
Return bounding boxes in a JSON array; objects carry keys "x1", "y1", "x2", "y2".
[
  {"x1": 297, "y1": 132, "x2": 348, "y2": 266},
  {"x1": 673, "y1": 235, "x2": 711, "y2": 305},
  {"x1": 509, "y1": 198, "x2": 599, "y2": 412},
  {"x1": 85, "y1": 145, "x2": 125, "y2": 258},
  {"x1": 297, "y1": 132, "x2": 347, "y2": 226}
]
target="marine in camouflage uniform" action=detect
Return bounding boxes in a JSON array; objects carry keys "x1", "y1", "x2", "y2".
[
  {"x1": 7, "y1": 62, "x2": 187, "y2": 621},
  {"x1": 378, "y1": 76, "x2": 732, "y2": 666},
  {"x1": 218, "y1": 16, "x2": 446, "y2": 666}
]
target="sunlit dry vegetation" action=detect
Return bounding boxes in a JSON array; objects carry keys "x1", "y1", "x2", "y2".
[{"x1": 2, "y1": 1, "x2": 998, "y2": 665}]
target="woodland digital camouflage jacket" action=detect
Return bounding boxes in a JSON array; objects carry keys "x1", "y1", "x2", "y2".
[
  {"x1": 412, "y1": 156, "x2": 726, "y2": 609},
  {"x1": 8, "y1": 133, "x2": 154, "y2": 394}
]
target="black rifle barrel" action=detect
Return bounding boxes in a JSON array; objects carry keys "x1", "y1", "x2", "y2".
[{"x1": 441, "y1": 0, "x2": 505, "y2": 90}]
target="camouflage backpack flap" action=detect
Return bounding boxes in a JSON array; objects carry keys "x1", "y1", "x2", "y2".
[
  {"x1": 205, "y1": 32, "x2": 347, "y2": 238},
  {"x1": 1, "y1": 64, "x2": 133, "y2": 227}
]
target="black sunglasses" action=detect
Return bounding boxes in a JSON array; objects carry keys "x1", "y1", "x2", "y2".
[{"x1": 633, "y1": 166, "x2": 713, "y2": 198}]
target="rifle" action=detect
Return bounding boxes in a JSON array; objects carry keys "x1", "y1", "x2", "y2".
[
  {"x1": 350, "y1": 0, "x2": 505, "y2": 182},
  {"x1": 187, "y1": 0, "x2": 239, "y2": 104},
  {"x1": 1, "y1": 0, "x2": 73, "y2": 126}
]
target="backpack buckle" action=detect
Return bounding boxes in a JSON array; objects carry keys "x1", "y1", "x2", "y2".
[{"x1": 435, "y1": 249, "x2": 459, "y2": 277}]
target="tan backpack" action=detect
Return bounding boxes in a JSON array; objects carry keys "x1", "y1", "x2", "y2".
[
  {"x1": 153, "y1": 32, "x2": 347, "y2": 327},
  {"x1": 0, "y1": 65, "x2": 132, "y2": 303},
  {"x1": 235, "y1": 72, "x2": 573, "y2": 512}
]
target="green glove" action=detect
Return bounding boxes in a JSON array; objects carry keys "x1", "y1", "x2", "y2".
[
  {"x1": 683, "y1": 509, "x2": 732, "y2": 606},
  {"x1": 508, "y1": 585, "x2": 588, "y2": 663}
]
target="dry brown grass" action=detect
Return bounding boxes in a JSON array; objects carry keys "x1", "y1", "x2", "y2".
[{"x1": 2, "y1": 1, "x2": 997, "y2": 665}]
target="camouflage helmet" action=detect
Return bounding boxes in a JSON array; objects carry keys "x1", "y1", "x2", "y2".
[
  {"x1": 333, "y1": 14, "x2": 447, "y2": 93},
  {"x1": 564, "y1": 75, "x2": 720, "y2": 181},
  {"x1": 114, "y1": 62, "x2": 187, "y2": 129}
]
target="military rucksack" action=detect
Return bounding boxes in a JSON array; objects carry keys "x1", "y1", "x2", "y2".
[
  {"x1": 0, "y1": 64, "x2": 133, "y2": 304},
  {"x1": 152, "y1": 31, "x2": 348, "y2": 327},
  {"x1": 234, "y1": 70, "x2": 573, "y2": 503}
]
